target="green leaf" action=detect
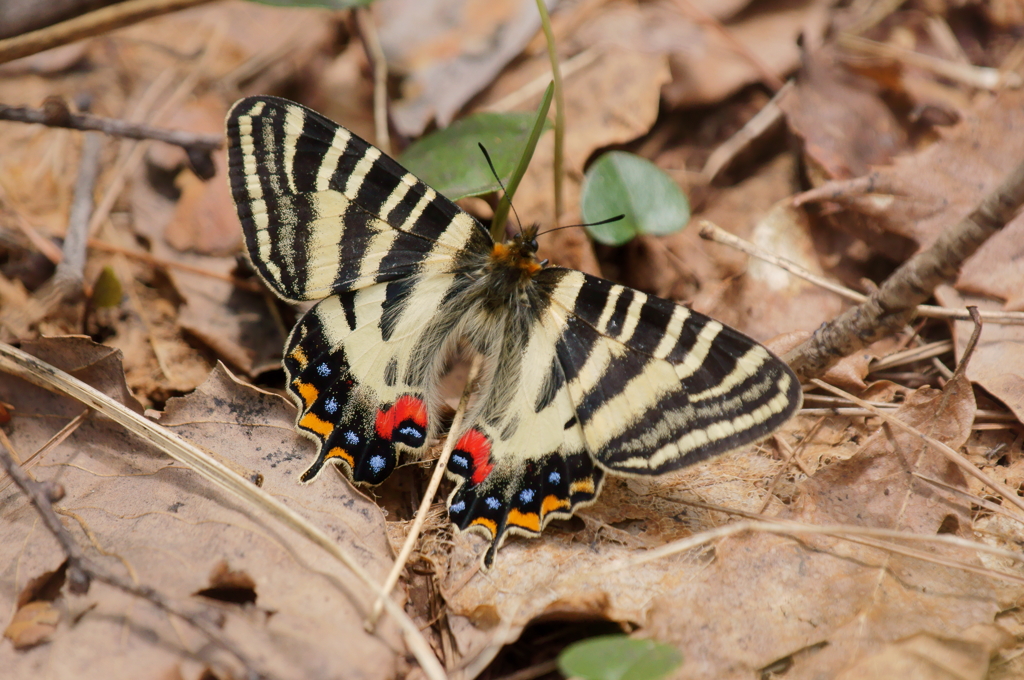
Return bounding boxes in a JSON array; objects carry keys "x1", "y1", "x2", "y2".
[
  {"x1": 399, "y1": 112, "x2": 550, "y2": 202},
  {"x1": 490, "y1": 81, "x2": 554, "y2": 239},
  {"x1": 558, "y1": 636, "x2": 682, "y2": 680},
  {"x1": 91, "y1": 266, "x2": 123, "y2": 309},
  {"x1": 580, "y1": 151, "x2": 690, "y2": 246},
  {"x1": 244, "y1": 0, "x2": 372, "y2": 8}
]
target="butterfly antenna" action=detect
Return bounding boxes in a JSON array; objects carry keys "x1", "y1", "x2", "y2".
[
  {"x1": 539, "y1": 214, "x2": 625, "y2": 236},
  {"x1": 478, "y1": 143, "x2": 525, "y2": 236}
]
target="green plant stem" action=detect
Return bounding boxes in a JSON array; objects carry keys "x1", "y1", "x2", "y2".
[
  {"x1": 535, "y1": 0, "x2": 564, "y2": 223},
  {"x1": 490, "y1": 83, "x2": 554, "y2": 240}
]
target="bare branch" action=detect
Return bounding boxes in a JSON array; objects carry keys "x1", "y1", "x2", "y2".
[
  {"x1": 0, "y1": 99, "x2": 221, "y2": 163},
  {"x1": 783, "y1": 156, "x2": 1024, "y2": 381},
  {"x1": 0, "y1": 0, "x2": 216, "y2": 65}
]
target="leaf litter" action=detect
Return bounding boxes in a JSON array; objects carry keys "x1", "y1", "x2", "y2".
[
  {"x1": 1, "y1": 339, "x2": 404, "y2": 680},
  {"x1": 1, "y1": 1, "x2": 1024, "y2": 679}
]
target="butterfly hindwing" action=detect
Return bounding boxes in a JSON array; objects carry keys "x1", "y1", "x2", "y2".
[
  {"x1": 441, "y1": 299, "x2": 604, "y2": 566},
  {"x1": 285, "y1": 277, "x2": 461, "y2": 484}
]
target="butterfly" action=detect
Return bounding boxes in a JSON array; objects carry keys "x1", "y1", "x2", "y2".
[{"x1": 226, "y1": 96, "x2": 803, "y2": 567}]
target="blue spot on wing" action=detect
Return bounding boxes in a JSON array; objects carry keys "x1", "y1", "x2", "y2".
[
  {"x1": 450, "y1": 500, "x2": 466, "y2": 513},
  {"x1": 325, "y1": 397, "x2": 339, "y2": 414},
  {"x1": 317, "y1": 363, "x2": 331, "y2": 377},
  {"x1": 369, "y1": 455, "x2": 387, "y2": 474},
  {"x1": 548, "y1": 471, "x2": 561, "y2": 485},
  {"x1": 485, "y1": 497, "x2": 500, "y2": 510},
  {"x1": 519, "y1": 488, "x2": 535, "y2": 504},
  {"x1": 344, "y1": 430, "x2": 360, "y2": 445},
  {"x1": 398, "y1": 426, "x2": 423, "y2": 440}
]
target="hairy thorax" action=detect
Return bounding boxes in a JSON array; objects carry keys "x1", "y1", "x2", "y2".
[{"x1": 472, "y1": 230, "x2": 544, "y2": 312}]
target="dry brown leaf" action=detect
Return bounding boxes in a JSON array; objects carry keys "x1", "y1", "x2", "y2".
[
  {"x1": 662, "y1": 0, "x2": 829, "y2": 108},
  {"x1": 0, "y1": 338, "x2": 405, "y2": 679},
  {"x1": 3, "y1": 601, "x2": 61, "y2": 650},
  {"x1": 768, "y1": 330, "x2": 873, "y2": 391},
  {"x1": 379, "y1": 0, "x2": 552, "y2": 135},
  {"x1": 162, "y1": 97, "x2": 242, "y2": 257},
  {"x1": 937, "y1": 286, "x2": 1024, "y2": 424},
  {"x1": 780, "y1": 47, "x2": 910, "y2": 180},
  {"x1": 834, "y1": 632, "x2": 993, "y2": 680},
  {"x1": 714, "y1": 198, "x2": 847, "y2": 341}
]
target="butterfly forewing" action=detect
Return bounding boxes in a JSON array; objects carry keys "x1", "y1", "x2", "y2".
[
  {"x1": 226, "y1": 95, "x2": 802, "y2": 569},
  {"x1": 540, "y1": 268, "x2": 802, "y2": 473},
  {"x1": 226, "y1": 96, "x2": 490, "y2": 301}
]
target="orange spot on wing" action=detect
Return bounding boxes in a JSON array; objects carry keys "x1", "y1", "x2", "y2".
[
  {"x1": 508, "y1": 509, "x2": 540, "y2": 532},
  {"x1": 569, "y1": 478, "x2": 595, "y2": 495},
  {"x1": 326, "y1": 447, "x2": 354, "y2": 467},
  {"x1": 289, "y1": 347, "x2": 308, "y2": 368},
  {"x1": 293, "y1": 380, "x2": 319, "y2": 408},
  {"x1": 470, "y1": 517, "x2": 497, "y2": 536},
  {"x1": 541, "y1": 495, "x2": 570, "y2": 516},
  {"x1": 299, "y1": 413, "x2": 334, "y2": 437}
]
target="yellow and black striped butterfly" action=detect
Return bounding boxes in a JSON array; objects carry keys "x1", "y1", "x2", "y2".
[{"x1": 226, "y1": 96, "x2": 802, "y2": 567}]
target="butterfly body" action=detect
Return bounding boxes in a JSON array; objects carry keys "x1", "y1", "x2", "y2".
[{"x1": 227, "y1": 96, "x2": 802, "y2": 567}]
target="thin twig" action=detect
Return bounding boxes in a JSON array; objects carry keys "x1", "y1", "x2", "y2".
[
  {"x1": 0, "y1": 342, "x2": 447, "y2": 680},
  {"x1": 0, "y1": 409, "x2": 89, "y2": 495},
  {"x1": 594, "y1": 517, "x2": 1024, "y2": 584},
  {"x1": 0, "y1": 101, "x2": 221, "y2": 154},
  {"x1": 54, "y1": 131, "x2": 104, "y2": 294},
  {"x1": 838, "y1": 33, "x2": 1023, "y2": 90},
  {"x1": 0, "y1": 131, "x2": 104, "y2": 331},
  {"x1": 758, "y1": 422, "x2": 822, "y2": 514},
  {"x1": 354, "y1": 7, "x2": 391, "y2": 156},
  {"x1": 367, "y1": 355, "x2": 483, "y2": 629},
  {"x1": 698, "y1": 220, "x2": 1024, "y2": 325},
  {"x1": 0, "y1": 433, "x2": 267, "y2": 678},
  {"x1": 869, "y1": 340, "x2": 953, "y2": 372},
  {"x1": 0, "y1": 0, "x2": 217, "y2": 65},
  {"x1": 914, "y1": 473, "x2": 1024, "y2": 526},
  {"x1": 701, "y1": 81, "x2": 792, "y2": 184}
]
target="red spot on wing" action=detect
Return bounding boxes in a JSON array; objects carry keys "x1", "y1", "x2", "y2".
[
  {"x1": 375, "y1": 394, "x2": 428, "y2": 440},
  {"x1": 456, "y1": 429, "x2": 493, "y2": 484},
  {"x1": 394, "y1": 395, "x2": 427, "y2": 427}
]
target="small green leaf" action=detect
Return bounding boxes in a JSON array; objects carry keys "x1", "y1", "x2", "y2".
[
  {"x1": 558, "y1": 635, "x2": 682, "y2": 680},
  {"x1": 580, "y1": 151, "x2": 690, "y2": 246},
  {"x1": 91, "y1": 266, "x2": 122, "y2": 309},
  {"x1": 399, "y1": 112, "x2": 550, "y2": 201},
  {"x1": 244, "y1": 0, "x2": 372, "y2": 8}
]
